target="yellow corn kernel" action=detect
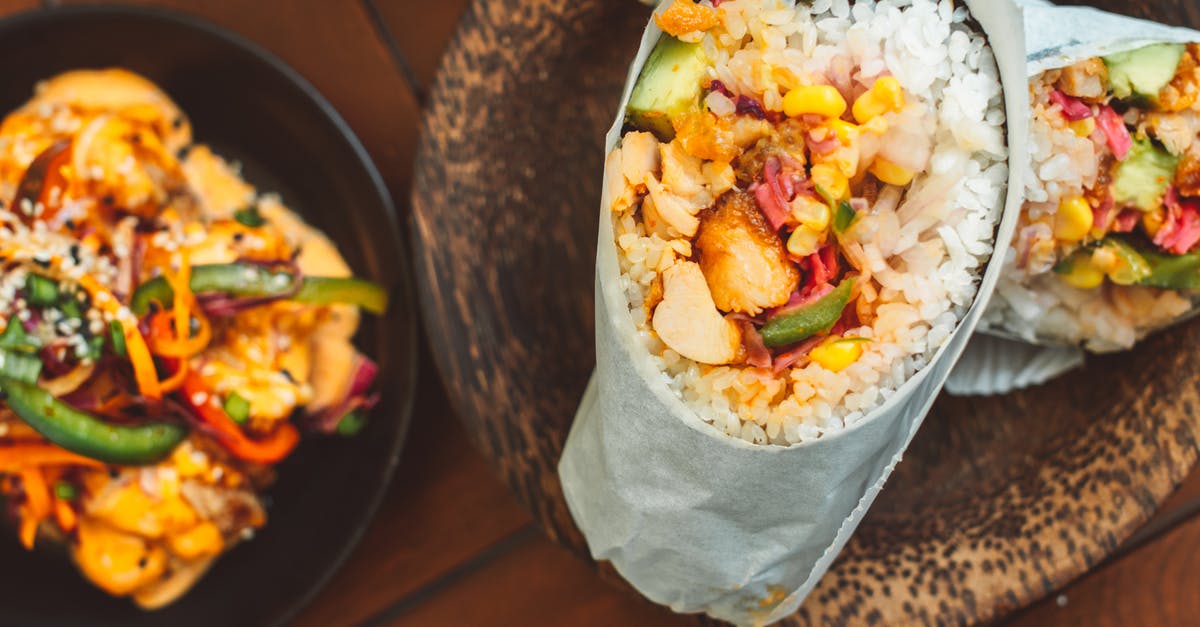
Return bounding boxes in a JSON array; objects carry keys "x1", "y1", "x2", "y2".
[
  {"x1": 809, "y1": 337, "x2": 868, "y2": 372},
  {"x1": 853, "y1": 76, "x2": 905, "y2": 123},
  {"x1": 783, "y1": 85, "x2": 847, "y2": 118},
  {"x1": 869, "y1": 158, "x2": 914, "y2": 187},
  {"x1": 1059, "y1": 259, "x2": 1105, "y2": 289},
  {"x1": 810, "y1": 163, "x2": 849, "y2": 201},
  {"x1": 1089, "y1": 246, "x2": 1117, "y2": 273},
  {"x1": 787, "y1": 226, "x2": 822, "y2": 258},
  {"x1": 1142, "y1": 208, "x2": 1166, "y2": 237},
  {"x1": 168, "y1": 522, "x2": 224, "y2": 560},
  {"x1": 1069, "y1": 117, "x2": 1096, "y2": 138},
  {"x1": 824, "y1": 119, "x2": 860, "y2": 144},
  {"x1": 790, "y1": 195, "x2": 831, "y2": 232},
  {"x1": 1053, "y1": 196, "x2": 1094, "y2": 243}
]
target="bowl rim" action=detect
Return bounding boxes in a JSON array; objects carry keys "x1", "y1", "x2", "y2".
[{"x1": 0, "y1": 3, "x2": 419, "y2": 625}]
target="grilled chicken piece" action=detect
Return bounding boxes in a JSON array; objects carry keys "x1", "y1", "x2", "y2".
[
  {"x1": 1054, "y1": 57, "x2": 1108, "y2": 100},
  {"x1": 652, "y1": 261, "x2": 741, "y2": 365},
  {"x1": 733, "y1": 119, "x2": 807, "y2": 186},
  {"x1": 1161, "y1": 44, "x2": 1200, "y2": 113},
  {"x1": 1176, "y1": 144, "x2": 1200, "y2": 197},
  {"x1": 1144, "y1": 110, "x2": 1200, "y2": 156},
  {"x1": 694, "y1": 191, "x2": 799, "y2": 315}
]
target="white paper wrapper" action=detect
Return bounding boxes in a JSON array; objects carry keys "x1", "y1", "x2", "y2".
[
  {"x1": 949, "y1": 0, "x2": 1200, "y2": 396},
  {"x1": 557, "y1": 2, "x2": 1030, "y2": 623}
]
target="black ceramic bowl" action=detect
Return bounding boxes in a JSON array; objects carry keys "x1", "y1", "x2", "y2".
[{"x1": 0, "y1": 5, "x2": 416, "y2": 626}]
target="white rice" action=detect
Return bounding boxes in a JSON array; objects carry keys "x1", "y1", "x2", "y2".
[{"x1": 611, "y1": 0, "x2": 1006, "y2": 444}]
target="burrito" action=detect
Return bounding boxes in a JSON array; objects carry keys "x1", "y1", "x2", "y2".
[
  {"x1": 559, "y1": 0, "x2": 1026, "y2": 622},
  {"x1": 985, "y1": 39, "x2": 1200, "y2": 351},
  {"x1": 605, "y1": 0, "x2": 1007, "y2": 443}
]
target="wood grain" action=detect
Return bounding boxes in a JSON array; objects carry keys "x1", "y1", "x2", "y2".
[
  {"x1": 381, "y1": 530, "x2": 685, "y2": 627},
  {"x1": 412, "y1": 0, "x2": 1200, "y2": 625},
  {"x1": 371, "y1": 0, "x2": 472, "y2": 93},
  {"x1": 59, "y1": 0, "x2": 422, "y2": 198},
  {"x1": 294, "y1": 369, "x2": 532, "y2": 627}
]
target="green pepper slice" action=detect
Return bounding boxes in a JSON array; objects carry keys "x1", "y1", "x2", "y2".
[
  {"x1": 759, "y1": 278, "x2": 856, "y2": 348},
  {"x1": 0, "y1": 377, "x2": 187, "y2": 465},
  {"x1": 130, "y1": 263, "x2": 388, "y2": 316}
]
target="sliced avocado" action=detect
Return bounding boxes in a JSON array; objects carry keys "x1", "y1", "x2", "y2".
[
  {"x1": 626, "y1": 35, "x2": 710, "y2": 141},
  {"x1": 1103, "y1": 43, "x2": 1186, "y2": 103},
  {"x1": 1112, "y1": 137, "x2": 1180, "y2": 211}
]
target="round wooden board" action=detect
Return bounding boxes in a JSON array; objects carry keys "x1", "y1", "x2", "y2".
[{"x1": 412, "y1": 1, "x2": 1200, "y2": 624}]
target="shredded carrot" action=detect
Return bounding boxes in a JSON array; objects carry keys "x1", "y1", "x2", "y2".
[
  {"x1": 18, "y1": 508, "x2": 37, "y2": 550},
  {"x1": 0, "y1": 444, "x2": 105, "y2": 472},
  {"x1": 76, "y1": 273, "x2": 162, "y2": 399},
  {"x1": 148, "y1": 310, "x2": 211, "y2": 358},
  {"x1": 53, "y1": 498, "x2": 76, "y2": 533},
  {"x1": 20, "y1": 468, "x2": 50, "y2": 521}
]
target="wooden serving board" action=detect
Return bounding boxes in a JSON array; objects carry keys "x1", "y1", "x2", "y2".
[{"x1": 411, "y1": 1, "x2": 1200, "y2": 623}]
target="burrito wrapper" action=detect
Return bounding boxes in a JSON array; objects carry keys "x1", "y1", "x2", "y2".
[
  {"x1": 557, "y1": 2, "x2": 1029, "y2": 623},
  {"x1": 950, "y1": 0, "x2": 1200, "y2": 396}
]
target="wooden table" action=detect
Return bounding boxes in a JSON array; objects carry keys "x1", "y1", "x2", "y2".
[{"x1": 7, "y1": 0, "x2": 1197, "y2": 624}]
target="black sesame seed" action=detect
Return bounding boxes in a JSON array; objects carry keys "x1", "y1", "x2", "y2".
[
  {"x1": 173, "y1": 117, "x2": 184, "y2": 129},
  {"x1": 232, "y1": 232, "x2": 244, "y2": 243},
  {"x1": 130, "y1": 133, "x2": 141, "y2": 145},
  {"x1": 176, "y1": 144, "x2": 193, "y2": 160},
  {"x1": 138, "y1": 557, "x2": 148, "y2": 568},
  {"x1": 69, "y1": 244, "x2": 81, "y2": 264},
  {"x1": 108, "y1": 469, "x2": 119, "y2": 479},
  {"x1": 280, "y1": 368, "x2": 295, "y2": 383},
  {"x1": 101, "y1": 195, "x2": 114, "y2": 206},
  {"x1": 64, "y1": 218, "x2": 76, "y2": 230}
]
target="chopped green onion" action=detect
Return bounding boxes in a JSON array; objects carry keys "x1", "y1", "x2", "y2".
[
  {"x1": 87, "y1": 336, "x2": 105, "y2": 362},
  {"x1": 223, "y1": 392, "x2": 251, "y2": 425},
  {"x1": 833, "y1": 200, "x2": 857, "y2": 234},
  {"x1": 233, "y1": 206, "x2": 266, "y2": 228},
  {"x1": 54, "y1": 481, "x2": 77, "y2": 501},
  {"x1": 109, "y1": 321, "x2": 127, "y2": 358},
  {"x1": 0, "y1": 349, "x2": 42, "y2": 384},
  {"x1": 25, "y1": 274, "x2": 59, "y2": 308},
  {"x1": 59, "y1": 296, "x2": 82, "y2": 320},
  {"x1": 335, "y1": 410, "x2": 368, "y2": 437},
  {"x1": 0, "y1": 322, "x2": 39, "y2": 353}
]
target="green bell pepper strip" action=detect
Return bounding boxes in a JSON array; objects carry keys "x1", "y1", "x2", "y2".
[
  {"x1": 759, "y1": 278, "x2": 856, "y2": 348},
  {"x1": 0, "y1": 377, "x2": 188, "y2": 465},
  {"x1": 130, "y1": 263, "x2": 388, "y2": 316},
  {"x1": 1106, "y1": 235, "x2": 1200, "y2": 290}
]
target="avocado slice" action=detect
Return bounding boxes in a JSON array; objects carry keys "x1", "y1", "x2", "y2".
[
  {"x1": 1103, "y1": 43, "x2": 1186, "y2": 104},
  {"x1": 1112, "y1": 137, "x2": 1180, "y2": 211},
  {"x1": 626, "y1": 35, "x2": 711, "y2": 141}
]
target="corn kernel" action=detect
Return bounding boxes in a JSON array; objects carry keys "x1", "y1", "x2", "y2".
[
  {"x1": 1069, "y1": 117, "x2": 1096, "y2": 138},
  {"x1": 1059, "y1": 259, "x2": 1105, "y2": 289},
  {"x1": 810, "y1": 163, "x2": 849, "y2": 201},
  {"x1": 790, "y1": 195, "x2": 831, "y2": 232},
  {"x1": 783, "y1": 85, "x2": 847, "y2": 118},
  {"x1": 1053, "y1": 196, "x2": 1093, "y2": 243},
  {"x1": 809, "y1": 337, "x2": 868, "y2": 372},
  {"x1": 1142, "y1": 208, "x2": 1166, "y2": 237},
  {"x1": 853, "y1": 76, "x2": 905, "y2": 123},
  {"x1": 869, "y1": 157, "x2": 914, "y2": 187},
  {"x1": 824, "y1": 119, "x2": 860, "y2": 144},
  {"x1": 787, "y1": 226, "x2": 822, "y2": 258}
]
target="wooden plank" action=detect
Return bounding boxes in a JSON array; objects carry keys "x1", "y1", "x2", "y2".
[
  {"x1": 381, "y1": 531, "x2": 688, "y2": 627},
  {"x1": 0, "y1": 0, "x2": 36, "y2": 15},
  {"x1": 370, "y1": 0, "x2": 472, "y2": 93},
  {"x1": 1005, "y1": 506, "x2": 1200, "y2": 626},
  {"x1": 296, "y1": 359, "x2": 533, "y2": 627},
  {"x1": 59, "y1": 0, "x2": 423, "y2": 197}
]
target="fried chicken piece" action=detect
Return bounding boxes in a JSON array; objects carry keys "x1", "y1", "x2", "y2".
[
  {"x1": 694, "y1": 191, "x2": 799, "y2": 315},
  {"x1": 1054, "y1": 57, "x2": 1108, "y2": 100}
]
